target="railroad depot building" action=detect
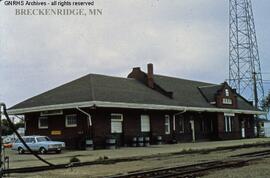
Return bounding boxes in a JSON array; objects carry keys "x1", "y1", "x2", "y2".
[{"x1": 8, "y1": 64, "x2": 264, "y2": 149}]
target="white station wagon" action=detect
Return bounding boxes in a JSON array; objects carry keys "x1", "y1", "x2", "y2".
[{"x1": 12, "y1": 136, "x2": 65, "y2": 154}]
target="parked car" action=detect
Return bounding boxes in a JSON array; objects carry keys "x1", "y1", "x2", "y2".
[
  {"x1": 12, "y1": 136, "x2": 65, "y2": 154},
  {"x1": 3, "y1": 135, "x2": 17, "y2": 144}
]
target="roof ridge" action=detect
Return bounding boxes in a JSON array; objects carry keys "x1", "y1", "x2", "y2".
[
  {"x1": 154, "y1": 74, "x2": 215, "y2": 85},
  {"x1": 88, "y1": 73, "x2": 135, "y2": 80},
  {"x1": 198, "y1": 84, "x2": 221, "y2": 88}
]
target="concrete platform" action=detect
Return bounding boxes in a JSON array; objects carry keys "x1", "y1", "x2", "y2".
[{"x1": 6, "y1": 138, "x2": 270, "y2": 169}]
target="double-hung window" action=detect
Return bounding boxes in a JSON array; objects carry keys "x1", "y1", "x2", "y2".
[
  {"x1": 165, "y1": 115, "x2": 170, "y2": 134},
  {"x1": 141, "y1": 115, "x2": 150, "y2": 132},
  {"x1": 224, "y1": 113, "x2": 234, "y2": 133},
  {"x1": 179, "y1": 116, "x2": 185, "y2": 133},
  {"x1": 111, "y1": 114, "x2": 123, "y2": 133},
  {"x1": 65, "y1": 114, "x2": 77, "y2": 127},
  {"x1": 38, "y1": 117, "x2": 48, "y2": 129}
]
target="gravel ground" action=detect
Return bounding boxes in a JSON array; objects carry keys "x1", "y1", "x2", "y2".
[{"x1": 203, "y1": 158, "x2": 270, "y2": 178}]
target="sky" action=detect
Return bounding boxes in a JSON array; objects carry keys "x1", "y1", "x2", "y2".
[{"x1": 0, "y1": 0, "x2": 270, "y2": 108}]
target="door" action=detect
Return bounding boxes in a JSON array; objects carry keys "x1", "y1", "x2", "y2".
[{"x1": 111, "y1": 114, "x2": 123, "y2": 146}]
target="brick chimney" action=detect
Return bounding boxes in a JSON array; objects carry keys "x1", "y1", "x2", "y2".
[{"x1": 147, "y1": 63, "x2": 154, "y2": 88}]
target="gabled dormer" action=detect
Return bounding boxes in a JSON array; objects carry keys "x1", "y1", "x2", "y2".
[
  {"x1": 215, "y1": 82, "x2": 238, "y2": 109},
  {"x1": 199, "y1": 82, "x2": 238, "y2": 109}
]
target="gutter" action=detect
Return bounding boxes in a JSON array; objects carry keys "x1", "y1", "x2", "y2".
[{"x1": 7, "y1": 101, "x2": 266, "y2": 115}]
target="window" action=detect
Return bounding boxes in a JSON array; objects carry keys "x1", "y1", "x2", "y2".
[
  {"x1": 65, "y1": 114, "x2": 77, "y2": 127},
  {"x1": 201, "y1": 119, "x2": 205, "y2": 132},
  {"x1": 225, "y1": 89, "x2": 230, "y2": 96},
  {"x1": 40, "y1": 110, "x2": 63, "y2": 116},
  {"x1": 224, "y1": 116, "x2": 233, "y2": 132},
  {"x1": 247, "y1": 120, "x2": 251, "y2": 128},
  {"x1": 25, "y1": 137, "x2": 35, "y2": 143},
  {"x1": 210, "y1": 119, "x2": 214, "y2": 132},
  {"x1": 165, "y1": 115, "x2": 170, "y2": 134},
  {"x1": 38, "y1": 117, "x2": 48, "y2": 129},
  {"x1": 222, "y1": 98, "x2": 232, "y2": 105},
  {"x1": 141, "y1": 115, "x2": 150, "y2": 132},
  {"x1": 111, "y1": 114, "x2": 123, "y2": 133},
  {"x1": 179, "y1": 116, "x2": 184, "y2": 133},
  {"x1": 37, "y1": 137, "x2": 50, "y2": 142}
]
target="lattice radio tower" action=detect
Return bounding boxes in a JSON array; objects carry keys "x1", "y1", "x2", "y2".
[{"x1": 229, "y1": 0, "x2": 264, "y2": 108}]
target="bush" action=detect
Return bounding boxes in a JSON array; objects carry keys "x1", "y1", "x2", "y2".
[{"x1": 69, "y1": 156, "x2": 80, "y2": 163}]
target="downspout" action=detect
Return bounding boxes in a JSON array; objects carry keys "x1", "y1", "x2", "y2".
[
  {"x1": 172, "y1": 108, "x2": 187, "y2": 143},
  {"x1": 76, "y1": 107, "x2": 92, "y2": 126},
  {"x1": 173, "y1": 107, "x2": 187, "y2": 131},
  {"x1": 76, "y1": 107, "x2": 93, "y2": 149}
]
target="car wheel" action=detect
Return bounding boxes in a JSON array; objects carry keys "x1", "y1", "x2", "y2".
[
  {"x1": 39, "y1": 147, "x2": 47, "y2": 154},
  {"x1": 18, "y1": 147, "x2": 25, "y2": 154},
  {"x1": 55, "y1": 150, "x2": 61, "y2": 154}
]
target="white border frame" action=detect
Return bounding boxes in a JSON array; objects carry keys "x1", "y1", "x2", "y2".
[
  {"x1": 110, "y1": 113, "x2": 123, "y2": 133},
  {"x1": 164, "y1": 115, "x2": 171, "y2": 135},
  {"x1": 111, "y1": 113, "x2": 123, "y2": 121},
  {"x1": 65, "y1": 114, "x2": 77, "y2": 127},
  {"x1": 38, "y1": 117, "x2": 48, "y2": 129}
]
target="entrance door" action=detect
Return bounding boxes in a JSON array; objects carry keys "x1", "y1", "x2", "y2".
[{"x1": 111, "y1": 114, "x2": 123, "y2": 146}]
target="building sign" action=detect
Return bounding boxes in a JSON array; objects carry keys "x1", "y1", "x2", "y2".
[
  {"x1": 51, "y1": 130, "x2": 62, "y2": 135},
  {"x1": 41, "y1": 110, "x2": 63, "y2": 116}
]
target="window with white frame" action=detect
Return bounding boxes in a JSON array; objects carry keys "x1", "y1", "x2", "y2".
[
  {"x1": 111, "y1": 114, "x2": 123, "y2": 133},
  {"x1": 38, "y1": 117, "x2": 48, "y2": 129},
  {"x1": 141, "y1": 115, "x2": 150, "y2": 132},
  {"x1": 65, "y1": 114, "x2": 77, "y2": 127},
  {"x1": 222, "y1": 98, "x2": 232, "y2": 105},
  {"x1": 165, "y1": 115, "x2": 170, "y2": 134},
  {"x1": 179, "y1": 116, "x2": 184, "y2": 133},
  {"x1": 40, "y1": 110, "x2": 63, "y2": 116},
  {"x1": 225, "y1": 89, "x2": 230, "y2": 96},
  {"x1": 224, "y1": 116, "x2": 233, "y2": 132}
]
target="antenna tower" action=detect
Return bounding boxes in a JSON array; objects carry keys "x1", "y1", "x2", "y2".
[{"x1": 229, "y1": 0, "x2": 264, "y2": 108}]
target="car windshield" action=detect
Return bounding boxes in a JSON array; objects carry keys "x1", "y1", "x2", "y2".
[{"x1": 36, "y1": 137, "x2": 51, "y2": 142}]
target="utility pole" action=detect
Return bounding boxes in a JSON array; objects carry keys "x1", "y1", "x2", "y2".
[
  {"x1": 229, "y1": 0, "x2": 264, "y2": 108},
  {"x1": 253, "y1": 72, "x2": 258, "y2": 109}
]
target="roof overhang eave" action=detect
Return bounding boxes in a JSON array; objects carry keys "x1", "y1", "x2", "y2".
[{"x1": 7, "y1": 101, "x2": 266, "y2": 115}]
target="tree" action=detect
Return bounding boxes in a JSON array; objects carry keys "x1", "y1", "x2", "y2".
[
  {"x1": 1, "y1": 119, "x2": 25, "y2": 136},
  {"x1": 261, "y1": 91, "x2": 270, "y2": 113},
  {"x1": 1, "y1": 119, "x2": 13, "y2": 136}
]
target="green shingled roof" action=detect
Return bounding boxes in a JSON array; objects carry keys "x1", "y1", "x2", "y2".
[{"x1": 9, "y1": 73, "x2": 258, "y2": 112}]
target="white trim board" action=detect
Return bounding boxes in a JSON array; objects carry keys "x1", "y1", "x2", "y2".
[{"x1": 7, "y1": 100, "x2": 266, "y2": 115}]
